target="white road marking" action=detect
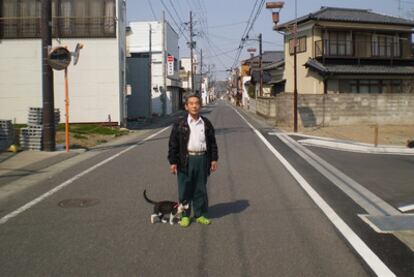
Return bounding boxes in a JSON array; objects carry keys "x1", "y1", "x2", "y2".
[
  {"x1": 398, "y1": 204, "x2": 414, "y2": 213},
  {"x1": 0, "y1": 125, "x2": 171, "y2": 225},
  {"x1": 277, "y1": 133, "x2": 399, "y2": 216},
  {"x1": 232, "y1": 107, "x2": 395, "y2": 277},
  {"x1": 268, "y1": 132, "x2": 414, "y2": 156}
]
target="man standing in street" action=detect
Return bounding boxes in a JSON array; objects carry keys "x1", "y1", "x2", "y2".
[{"x1": 168, "y1": 94, "x2": 218, "y2": 227}]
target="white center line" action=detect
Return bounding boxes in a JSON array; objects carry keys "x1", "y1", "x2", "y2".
[
  {"x1": 0, "y1": 125, "x2": 171, "y2": 225},
  {"x1": 231, "y1": 106, "x2": 395, "y2": 277}
]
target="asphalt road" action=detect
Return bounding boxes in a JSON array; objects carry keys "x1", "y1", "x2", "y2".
[{"x1": 1, "y1": 101, "x2": 408, "y2": 276}]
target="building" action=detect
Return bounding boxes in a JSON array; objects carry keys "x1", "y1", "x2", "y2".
[
  {"x1": 127, "y1": 20, "x2": 181, "y2": 118},
  {"x1": 0, "y1": 0, "x2": 127, "y2": 125},
  {"x1": 246, "y1": 54, "x2": 285, "y2": 97},
  {"x1": 180, "y1": 56, "x2": 201, "y2": 96},
  {"x1": 276, "y1": 7, "x2": 414, "y2": 94},
  {"x1": 239, "y1": 51, "x2": 284, "y2": 106},
  {"x1": 201, "y1": 75, "x2": 210, "y2": 105}
]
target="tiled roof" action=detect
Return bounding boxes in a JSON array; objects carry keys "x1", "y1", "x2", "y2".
[
  {"x1": 242, "y1": 51, "x2": 284, "y2": 65},
  {"x1": 263, "y1": 60, "x2": 285, "y2": 70},
  {"x1": 305, "y1": 59, "x2": 414, "y2": 75},
  {"x1": 277, "y1": 7, "x2": 414, "y2": 30}
]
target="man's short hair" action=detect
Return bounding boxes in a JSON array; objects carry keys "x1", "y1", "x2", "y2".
[{"x1": 185, "y1": 93, "x2": 202, "y2": 104}]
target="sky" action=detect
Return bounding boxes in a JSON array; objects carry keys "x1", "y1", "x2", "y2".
[{"x1": 127, "y1": 0, "x2": 414, "y2": 80}]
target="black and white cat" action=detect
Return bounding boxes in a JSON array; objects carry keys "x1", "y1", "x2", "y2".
[{"x1": 143, "y1": 190, "x2": 190, "y2": 225}]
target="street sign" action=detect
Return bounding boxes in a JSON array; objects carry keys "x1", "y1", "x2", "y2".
[
  {"x1": 47, "y1": 47, "x2": 71, "y2": 70},
  {"x1": 167, "y1": 55, "x2": 174, "y2": 76}
]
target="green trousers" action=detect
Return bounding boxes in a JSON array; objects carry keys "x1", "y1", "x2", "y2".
[{"x1": 178, "y1": 154, "x2": 208, "y2": 218}]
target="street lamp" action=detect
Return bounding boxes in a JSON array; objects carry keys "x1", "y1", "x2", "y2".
[{"x1": 266, "y1": 1, "x2": 299, "y2": 133}]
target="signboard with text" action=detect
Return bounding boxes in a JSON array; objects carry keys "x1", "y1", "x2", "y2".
[{"x1": 167, "y1": 55, "x2": 174, "y2": 76}]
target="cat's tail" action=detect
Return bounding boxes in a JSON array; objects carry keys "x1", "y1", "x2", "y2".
[{"x1": 143, "y1": 190, "x2": 157, "y2": 204}]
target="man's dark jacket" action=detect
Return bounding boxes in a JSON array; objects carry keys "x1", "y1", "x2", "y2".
[{"x1": 168, "y1": 114, "x2": 218, "y2": 175}]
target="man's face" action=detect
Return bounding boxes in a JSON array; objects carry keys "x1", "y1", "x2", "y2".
[{"x1": 185, "y1": 96, "x2": 201, "y2": 116}]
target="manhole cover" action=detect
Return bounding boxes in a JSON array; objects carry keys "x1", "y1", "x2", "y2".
[{"x1": 58, "y1": 198, "x2": 99, "y2": 208}]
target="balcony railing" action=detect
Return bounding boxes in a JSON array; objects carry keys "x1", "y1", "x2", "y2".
[
  {"x1": 315, "y1": 39, "x2": 407, "y2": 59},
  {"x1": 0, "y1": 16, "x2": 116, "y2": 39}
]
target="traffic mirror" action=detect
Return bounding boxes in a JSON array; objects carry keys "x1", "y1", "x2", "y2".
[{"x1": 47, "y1": 47, "x2": 71, "y2": 70}]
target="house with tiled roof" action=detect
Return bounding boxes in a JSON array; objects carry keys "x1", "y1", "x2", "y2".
[
  {"x1": 240, "y1": 51, "x2": 285, "y2": 98},
  {"x1": 276, "y1": 7, "x2": 414, "y2": 94}
]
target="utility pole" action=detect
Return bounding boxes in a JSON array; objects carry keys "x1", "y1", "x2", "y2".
[
  {"x1": 236, "y1": 68, "x2": 240, "y2": 106},
  {"x1": 162, "y1": 11, "x2": 167, "y2": 116},
  {"x1": 148, "y1": 24, "x2": 152, "y2": 117},
  {"x1": 200, "y1": 48, "x2": 203, "y2": 96},
  {"x1": 41, "y1": 0, "x2": 55, "y2": 151},
  {"x1": 266, "y1": 1, "x2": 296, "y2": 131},
  {"x1": 259, "y1": 33, "x2": 263, "y2": 98},
  {"x1": 189, "y1": 11, "x2": 195, "y2": 94},
  {"x1": 293, "y1": 0, "x2": 298, "y2": 133}
]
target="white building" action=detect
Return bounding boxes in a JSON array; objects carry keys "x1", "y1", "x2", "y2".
[
  {"x1": 180, "y1": 56, "x2": 201, "y2": 95},
  {"x1": 201, "y1": 76, "x2": 209, "y2": 105},
  {"x1": 0, "y1": 0, "x2": 127, "y2": 126},
  {"x1": 127, "y1": 20, "x2": 181, "y2": 117}
]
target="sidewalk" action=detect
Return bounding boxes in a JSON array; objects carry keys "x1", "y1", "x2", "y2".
[{"x1": 0, "y1": 111, "x2": 184, "y2": 193}]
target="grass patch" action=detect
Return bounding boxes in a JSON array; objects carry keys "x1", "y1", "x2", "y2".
[{"x1": 57, "y1": 124, "x2": 128, "y2": 136}]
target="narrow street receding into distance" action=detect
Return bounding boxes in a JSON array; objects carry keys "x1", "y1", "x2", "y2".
[{"x1": 0, "y1": 102, "x2": 377, "y2": 276}]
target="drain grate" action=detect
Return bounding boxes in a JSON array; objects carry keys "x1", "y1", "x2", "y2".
[{"x1": 58, "y1": 198, "x2": 99, "y2": 208}]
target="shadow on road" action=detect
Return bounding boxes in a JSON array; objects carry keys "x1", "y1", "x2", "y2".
[{"x1": 208, "y1": 199, "x2": 249, "y2": 219}]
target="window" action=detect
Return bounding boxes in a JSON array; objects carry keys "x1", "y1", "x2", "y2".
[
  {"x1": 289, "y1": 36, "x2": 306, "y2": 55},
  {"x1": 341, "y1": 79, "x2": 402, "y2": 93},
  {"x1": 372, "y1": 34, "x2": 400, "y2": 57},
  {"x1": 327, "y1": 31, "x2": 352, "y2": 56},
  {"x1": 1, "y1": 0, "x2": 41, "y2": 38},
  {"x1": 0, "y1": 0, "x2": 116, "y2": 39}
]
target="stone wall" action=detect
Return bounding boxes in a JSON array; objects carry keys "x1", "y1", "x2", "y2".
[{"x1": 256, "y1": 93, "x2": 414, "y2": 126}]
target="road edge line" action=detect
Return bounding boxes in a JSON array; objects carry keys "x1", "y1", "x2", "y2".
[
  {"x1": 231, "y1": 106, "x2": 395, "y2": 277},
  {"x1": 0, "y1": 125, "x2": 171, "y2": 225}
]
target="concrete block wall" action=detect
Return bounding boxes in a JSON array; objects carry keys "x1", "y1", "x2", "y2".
[{"x1": 256, "y1": 93, "x2": 414, "y2": 127}]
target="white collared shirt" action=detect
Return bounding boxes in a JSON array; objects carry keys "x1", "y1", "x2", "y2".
[{"x1": 187, "y1": 115, "x2": 207, "y2": 152}]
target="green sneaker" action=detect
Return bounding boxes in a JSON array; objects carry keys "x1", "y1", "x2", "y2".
[
  {"x1": 179, "y1": 217, "x2": 190, "y2": 228},
  {"x1": 195, "y1": 216, "x2": 211, "y2": 225}
]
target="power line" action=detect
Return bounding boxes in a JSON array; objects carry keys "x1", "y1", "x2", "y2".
[
  {"x1": 171, "y1": 0, "x2": 185, "y2": 19},
  {"x1": 159, "y1": 0, "x2": 190, "y2": 43},
  {"x1": 204, "y1": 48, "x2": 239, "y2": 59},
  {"x1": 231, "y1": 0, "x2": 263, "y2": 68},
  {"x1": 168, "y1": 0, "x2": 185, "y2": 28},
  {"x1": 208, "y1": 33, "x2": 242, "y2": 42},
  {"x1": 147, "y1": 0, "x2": 157, "y2": 20},
  {"x1": 231, "y1": 0, "x2": 265, "y2": 69},
  {"x1": 208, "y1": 21, "x2": 249, "y2": 29}
]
